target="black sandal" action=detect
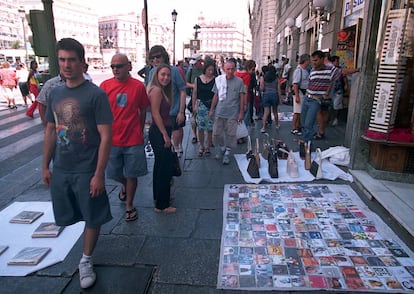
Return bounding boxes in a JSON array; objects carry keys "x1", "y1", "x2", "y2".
[
  {"x1": 125, "y1": 207, "x2": 138, "y2": 221},
  {"x1": 118, "y1": 187, "x2": 127, "y2": 202}
]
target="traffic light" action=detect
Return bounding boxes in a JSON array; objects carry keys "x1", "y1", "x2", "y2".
[{"x1": 28, "y1": 10, "x2": 51, "y2": 57}]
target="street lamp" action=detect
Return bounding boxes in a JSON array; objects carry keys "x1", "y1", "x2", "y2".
[
  {"x1": 268, "y1": 27, "x2": 272, "y2": 62},
  {"x1": 17, "y1": 7, "x2": 28, "y2": 67},
  {"x1": 312, "y1": 0, "x2": 332, "y2": 50},
  {"x1": 171, "y1": 9, "x2": 178, "y2": 65},
  {"x1": 193, "y1": 24, "x2": 200, "y2": 39},
  {"x1": 285, "y1": 17, "x2": 295, "y2": 46},
  {"x1": 193, "y1": 24, "x2": 201, "y2": 53}
]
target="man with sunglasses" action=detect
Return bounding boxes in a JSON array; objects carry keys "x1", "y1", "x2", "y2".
[
  {"x1": 100, "y1": 53, "x2": 150, "y2": 222},
  {"x1": 146, "y1": 45, "x2": 186, "y2": 156}
]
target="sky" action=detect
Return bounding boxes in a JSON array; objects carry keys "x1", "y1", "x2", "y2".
[{"x1": 91, "y1": 0, "x2": 252, "y2": 46}]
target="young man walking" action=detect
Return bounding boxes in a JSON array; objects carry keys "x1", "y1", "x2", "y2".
[{"x1": 42, "y1": 38, "x2": 113, "y2": 289}]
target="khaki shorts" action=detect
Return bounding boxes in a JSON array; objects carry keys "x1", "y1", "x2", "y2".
[
  {"x1": 293, "y1": 91, "x2": 305, "y2": 114},
  {"x1": 332, "y1": 92, "x2": 344, "y2": 110},
  {"x1": 212, "y1": 117, "x2": 238, "y2": 149}
]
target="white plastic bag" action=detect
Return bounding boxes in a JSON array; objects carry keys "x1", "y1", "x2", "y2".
[
  {"x1": 236, "y1": 121, "x2": 248, "y2": 139},
  {"x1": 321, "y1": 146, "x2": 350, "y2": 166}
]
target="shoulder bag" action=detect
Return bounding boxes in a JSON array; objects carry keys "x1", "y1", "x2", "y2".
[
  {"x1": 310, "y1": 148, "x2": 323, "y2": 179},
  {"x1": 171, "y1": 148, "x2": 182, "y2": 177}
]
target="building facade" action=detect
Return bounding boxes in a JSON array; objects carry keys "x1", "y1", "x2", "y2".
[
  {"x1": 250, "y1": 0, "x2": 414, "y2": 181},
  {"x1": 19, "y1": 0, "x2": 100, "y2": 65},
  {"x1": 0, "y1": 0, "x2": 22, "y2": 50},
  {"x1": 196, "y1": 14, "x2": 252, "y2": 61}
]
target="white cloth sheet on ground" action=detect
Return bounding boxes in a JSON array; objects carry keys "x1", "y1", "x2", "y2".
[
  {"x1": 234, "y1": 152, "x2": 353, "y2": 184},
  {"x1": 0, "y1": 201, "x2": 84, "y2": 276}
]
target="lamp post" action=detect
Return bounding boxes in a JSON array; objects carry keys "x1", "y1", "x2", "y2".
[
  {"x1": 171, "y1": 9, "x2": 177, "y2": 65},
  {"x1": 312, "y1": 0, "x2": 331, "y2": 50},
  {"x1": 285, "y1": 17, "x2": 295, "y2": 46},
  {"x1": 193, "y1": 24, "x2": 200, "y2": 53},
  {"x1": 18, "y1": 7, "x2": 28, "y2": 67},
  {"x1": 268, "y1": 27, "x2": 272, "y2": 62}
]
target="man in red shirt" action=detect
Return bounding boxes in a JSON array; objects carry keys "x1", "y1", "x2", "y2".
[
  {"x1": 100, "y1": 54, "x2": 150, "y2": 221},
  {"x1": 235, "y1": 59, "x2": 256, "y2": 143}
]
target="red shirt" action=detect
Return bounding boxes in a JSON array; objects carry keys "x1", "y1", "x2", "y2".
[
  {"x1": 236, "y1": 71, "x2": 251, "y2": 102},
  {"x1": 100, "y1": 76, "x2": 150, "y2": 146}
]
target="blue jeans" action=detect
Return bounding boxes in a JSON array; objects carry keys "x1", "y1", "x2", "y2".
[{"x1": 301, "y1": 96, "x2": 320, "y2": 143}]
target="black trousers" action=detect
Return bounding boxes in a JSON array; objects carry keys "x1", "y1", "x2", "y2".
[{"x1": 149, "y1": 124, "x2": 173, "y2": 210}]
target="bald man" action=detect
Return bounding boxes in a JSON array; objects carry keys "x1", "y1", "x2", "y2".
[{"x1": 100, "y1": 53, "x2": 150, "y2": 221}]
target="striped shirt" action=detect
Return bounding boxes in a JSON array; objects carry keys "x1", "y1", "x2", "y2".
[{"x1": 306, "y1": 65, "x2": 335, "y2": 96}]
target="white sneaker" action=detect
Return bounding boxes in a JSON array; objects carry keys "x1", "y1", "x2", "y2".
[
  {"x1": 79, "y1": 260, "x2": 96, "y2": 289},
  {"x1": 222, "y1": 154, "x2": 230, "y2": 165},
  {"x1": 332, "y1": 118, "x2": 338, "y2": 126}
]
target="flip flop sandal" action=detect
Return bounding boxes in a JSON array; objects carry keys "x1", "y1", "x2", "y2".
[
  {"x1": 118, "y1": 188, "x2": 127, "y2": 202},
  {"x1": 204, "y1": 148, "x2": 211, "y2": 157},
  {"x1": 125, "y1": 207, "x2": 138, "y2": 221},
  {"x1": 198, "y1": 148, "x2": 204, "y2": 157}
]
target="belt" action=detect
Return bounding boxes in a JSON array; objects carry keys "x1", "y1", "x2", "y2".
[
  {"x1": 307, "y1": 94, "x2": 323, "y2": 104},
  {"x1": 308, "y1": 94, "x2": 323, "y2": 99}
]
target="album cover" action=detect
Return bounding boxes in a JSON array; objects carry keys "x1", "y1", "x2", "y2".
[
  {"x1": 8, "y1": 247, "x2": 51, "y2": 265},
  {"x1": 309, "y1": 275, "x2": 328, "y2": 288},
  {"x1": 31, "y1": 222, "x2": 64, "y2": 238},
  {"x1": 9, "y1": 211, "x2": 44, "y2": 224}
]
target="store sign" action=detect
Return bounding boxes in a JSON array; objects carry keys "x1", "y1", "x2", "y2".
[
  {"x1": 384, "y1": 18, "x2": 404, "y2": 65},
  {"x1": 343, "y1": 0, "x2": 365, "y2": 17},
  {"x1": 373, "y1": 82, "x2": 392, "y2": 125},
  {"x1": 190, "y1": 39, "x2": 200, "y2": 50}
]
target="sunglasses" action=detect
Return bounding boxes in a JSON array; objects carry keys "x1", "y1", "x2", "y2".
[
  {"x1": 149, "y1": 54, "x2": 162, "y2": 61},
  {"x1": 110, "y1": 63, "x2": 127, "y2": 69}
]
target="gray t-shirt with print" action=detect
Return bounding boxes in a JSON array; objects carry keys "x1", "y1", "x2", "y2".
[
  {"x1": 46, "y1": 81, "x2": 113, "y2": 173},
  {"x1": 212, "y1": 76, "x2": 246, "y2": 120}
]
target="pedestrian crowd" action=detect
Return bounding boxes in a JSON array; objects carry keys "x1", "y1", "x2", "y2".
[{"x1": 6, "y1": 36, "x2": 358, "y2": 290}]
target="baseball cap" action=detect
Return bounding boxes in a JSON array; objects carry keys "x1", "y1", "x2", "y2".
[{"x1": 190, "y1": 53, "x2": 202, "y2": 64}]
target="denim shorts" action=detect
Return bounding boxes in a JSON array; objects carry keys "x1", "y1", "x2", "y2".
[
  {"x1": 50, "y1": 169, "x2": 112, "y2": 227},
  {"x1": 106, "y1": 144, "x2": 148, "y2": 179},
  {"x1": 262, "y1": 92, "x2": 279, "y2": 107}
]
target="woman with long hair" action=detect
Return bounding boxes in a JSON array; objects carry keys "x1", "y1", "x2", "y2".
[
  {"x1": 192, "y1": 60, "x2": 216, "y2": 157},
  {"x1": 260, "y1": 65, "x2": 279, "y2": 132},
  {"x1": 26, "y1": 60, "x2": 40, "y2": 118},
  {"x1": 147, "y1": 64, "x2": 176, "y2": 214}
]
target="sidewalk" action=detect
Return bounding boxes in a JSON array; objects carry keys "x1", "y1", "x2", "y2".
[{"x1": 0, "y1": 105, "x2": 414, "y2": 293}]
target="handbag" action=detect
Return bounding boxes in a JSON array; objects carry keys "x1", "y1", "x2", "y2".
[
  {"x1": 262, "y1": 133, "x2": 270, "y2": 160},
  {"x1": 254, "y1": 138, "x2": 260, "y2": 167},
  {"x1": 280, "y1": 149, "x2": 298, "y2": 178},
  {"x1": 247, "y1": 154, "x2": 260, "y2": 178},
  {"x1": 171, "y1": 149, "x2": 182, "y2": 177},
  {"x1": 186, "y1": 99, "x2": 193, "y2": 113},
  {"x1": 305, "y1": 141, "x2": 311, "y2": 170},
  {"x1": 268, "y1": 146, "x2": 278, "y2": 178},
  {"x1": 310, "y1": 148, "x2": 323, "y2": 179},
  {"x1": 246, "y1": 135, "x2": 253, "y2": 160},
  {"x1": 236, "y1": 121, "x2": 249, "y2": 139},
  {"x1": 277, "y1": 141, "x2": 289, "y2": 160}
]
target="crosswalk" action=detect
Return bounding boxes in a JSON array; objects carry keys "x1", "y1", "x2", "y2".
[{"x1": 0, "y1": 106, "x2": 43, "y2": 177}]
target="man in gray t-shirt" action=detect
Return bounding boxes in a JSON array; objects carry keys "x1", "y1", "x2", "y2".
[{"x1": 209, "y1": 59, "x2": 246, "y2": 165}]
